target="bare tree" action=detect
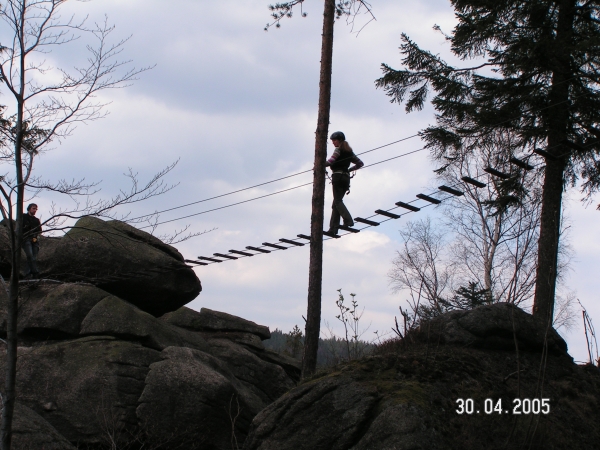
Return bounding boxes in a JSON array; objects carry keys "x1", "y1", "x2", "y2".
[
  {"x1": 578, "y1": 299, "x2": 599, "y2": 366},
  {"x1": 390, "y1": 131, "x2": 582, "y2": 334},
  {"x1": 553, "y1": 291, "x2": 577, "y2": 333},
  {"x1": 0, "y1": 2, "x2": 162, "y2": 448},
  {"x1": 388, "y1": 218, "x2": 455, "y2": 322},
  {"x1": 439, "y1": 134, "x2": 542, "y2": 306}
]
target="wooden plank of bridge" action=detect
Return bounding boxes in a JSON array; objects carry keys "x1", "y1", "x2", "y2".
[
  {"x1": 280, "y1": 238, "x2": 304, "y2": 246},
  {"x1": 461, "y1": 176, "x2": 486, "y2": 188},
  {"x1": 395, "y1": 201, "x2": 420, "y2": 212},
  {"x1": 354, "y1": 217, "x2": 380, "y2": 226},
  {"x1": 561, "y1": 139, "x2": 586, "y2": 152},
  {"x1": 297, "y1": 234, "x2": 312, "y2": 241},
  {"x1": 229, "y1": 249, "x2": 254, "y2": 257},
  {"x1": 509, "y1": 157, "x2": 534, "y2": 171},
  {"x1": 184, "y1": 259, "x2": 208, "y2": 266},
  {"x1": 484, "y1": 167, "x2": 511, "y2": 179},
  {"x1": 416, "y1": 193, "x2": 441, "y2": 204},
  {"x1": 214, "y1": 253, "x2": 238, "y2": 260},
  {"x1": 438, "y1": 185, "x2": 464, "y2": 196},
  {"x1": 246, "y1": 246, "x2": 270, "y2": 253},
  {"x1": 375, "y1": 209, "x2": 400, "y2": 219},
  {"x1": 262, "y1": 242, "x2": 287, "y2": 250},
  {"x1": 198, "y1": 256, "x2": 223, "y2": 263},
  {"x1": 338, "y1": 225, "x2": 359, "y2": 233}
]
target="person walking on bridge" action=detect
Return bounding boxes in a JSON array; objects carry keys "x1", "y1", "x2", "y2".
[{"x1": 325, "y1": 131, "x2": 363, "y2": 235}]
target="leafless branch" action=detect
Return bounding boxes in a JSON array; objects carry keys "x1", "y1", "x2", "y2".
[
  {"x1": 264, "y1": 0, "x2": 375, "y2": 33},
  {"x1": 140, "y1": 212, "x2": 218, "y2": 244},
  {"x1": 440, "y1": 130, "x2": 541, "y2": 306},
  {"x1": 389, "y1": 217, "x2": 454, "y2": 322}
]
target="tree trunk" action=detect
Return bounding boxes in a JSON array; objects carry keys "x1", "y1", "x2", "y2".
[
  {"x1": 2, "y1": 248, "x2": 21, "y2": 450},
  {"x1": 2, "y1": 133, "x2": 25, "y2": 450},
  {"x1": 483, "y1": 214, "x2": 502, "y2": 300},
  {"x1": 532, "y1": 0, "x2": 575, "y2": 326},
  {"x1": 2, "y1": 3, "x2": 26, "y2": 447},
  {"x1": 302, "y1": 0, "x2": 336, "y2": 379},
  {"x1": 533, "y1": 157, "x2": 565, "y2": 324}
]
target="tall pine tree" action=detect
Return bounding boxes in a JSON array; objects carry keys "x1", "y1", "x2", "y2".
[
  {"x1": 266, "y1": 0, "x2": 374, "y2": 377},
  {"x1": 376, "y1": 0, "x2": 600, "y2": 326}
]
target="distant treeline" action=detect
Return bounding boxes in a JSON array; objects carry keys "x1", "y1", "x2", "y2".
[{"x1": 264, "y1": 326, "x2": 374, "y2": 367}]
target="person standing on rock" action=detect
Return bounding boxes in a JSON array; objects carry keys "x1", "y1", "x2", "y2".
[
  {"x1": 22, "y1": 203, "x2": 42, "y2": 279},
  {"x1": 325, "y1": 131, "x2": 363, "y2": 235}
]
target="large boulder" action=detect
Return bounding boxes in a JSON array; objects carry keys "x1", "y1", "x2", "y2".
[
  {"x1": 252, "y1": 349, "x2": 302, "y2": 382},
  {"x1": 162, "y1": 307, "x2": 301, "y2": 382},
  {"x1": 205, "y1": 331, "x2": 265, "y2": 351},
  {"x1": 0, "y1": 215, "x2": 302, "y2": 449},
  {"x1": 0, "y1": 301, "x2": 299, "y2": 449},
  {"x1": 243, "y1": 375, "x2": 389, "y2": 450},
  {"x1": 137, "y1": 346, "x2": 266, "y2": 450},
  {"x1": 80, "y1": 295, "x2": 210, "y2": 352},
  {"x1": 411, "y1": 302, "x2": 568, "y2": 354},
  {"x1": 12, "y1": 402, "x2": 76, "y2": 450},
  {"x1": 162, "y1": 307, "x2": 271, "y2": 340},
  {"x1": 206, "y1": 338, "x2": 296, "y2": 404},
  {"x1": 0, "y1": 282, "x2": 112, "y2": 338},
  {"x1": 0, "y1": 336, "x2": 161, "y2": 446},
  {"x1": 243, "y1": 349, "x2": 599, "y2": 450},
  {"x1": 244, "y1": 305, "x2": 600, "y2": 450},
  {"x1": 38, "y1": 217, "x2": 201, "y2": 316}
]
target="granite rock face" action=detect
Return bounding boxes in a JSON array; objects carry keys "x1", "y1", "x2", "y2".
[
  {"x1": 0, "y1": 282, "x2": 111, "y2": 338},
  {"x1": 0, "y1": 223, "x2": 298, "y2": 449},
  {"x1": 137, "y1": 346, "x2": 266, "y2": 449},
  {"x1": 39, "y1": 217, "x2": 201, "y2": 316},
  {"x1": 0, "y1": 218, "x2": 201, "y2": 316},
  {"x1": 11, "y1": 402, "x2": 77, "y2": 450},
  {"x1": 243, "y1": 304, "x2": 599, "y2": 450},
  {"x1": 0, "y1": 298, "x2": 297, "y2": 449},
  {"x1": 244, "y1": 375, "x2": 384, "y2": 450},
  {"x1": 80, "y1": 296, "x2": 211, "y2": 352},
  {"x1": 161, "y1": 306, "x2": 271, "y2": 340},
  {"x1": 411, "y1": 302, "x2": 568, "y2": 354},
  {"x1": 0, "y1": 336, "x2": 162, "y2": 445},
  {"x1": 204, "y1": 338, "x2": 296, "y2": 404},
  {"x1": 243, "y1": 373, "x2": 444, "y2": 450}
]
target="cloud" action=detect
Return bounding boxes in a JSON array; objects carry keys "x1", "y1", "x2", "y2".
[{"x1": 7, "y1": 0, "x2": 598, "y2": 363}]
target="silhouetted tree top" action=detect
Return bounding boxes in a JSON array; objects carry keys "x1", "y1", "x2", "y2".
[{"x1": 377, "y1": 0, "x2": 600, "y2": 199}]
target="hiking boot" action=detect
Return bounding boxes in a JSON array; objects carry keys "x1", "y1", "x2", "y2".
[{"x1": 323, "y1": 229, "x2": 340, "y2": 238}]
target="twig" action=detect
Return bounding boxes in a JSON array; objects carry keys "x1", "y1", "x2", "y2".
[
  {"x1": 503, "y1": 369, "x2": 525, "y2": 383},
  {"x1": 226, "y1": 394, "x2": 242, "y2": 450},
  {"x1": 579, "y1": 299, "x2": 599, "y2": 365}
]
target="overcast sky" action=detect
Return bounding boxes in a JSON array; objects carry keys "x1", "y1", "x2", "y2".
[{"x1": 6, "y1": 0, "x2": 599, "y2": 363}]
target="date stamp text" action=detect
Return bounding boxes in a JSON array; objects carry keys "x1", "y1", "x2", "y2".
[{"x1": 455, "y1": 398, "x2": 550, "y2": 415}]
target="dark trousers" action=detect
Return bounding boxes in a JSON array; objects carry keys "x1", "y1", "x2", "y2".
[
  {"x1": 329, "y1": 173, "x2": 353, "y2": 232},
  {"x1": 23, "y1": 239, "x2": 39, "y2": 276}
]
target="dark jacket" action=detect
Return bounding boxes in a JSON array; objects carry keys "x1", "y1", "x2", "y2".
[
  {"x1": 328, "y1": 149, "x2": 364, "y2": 173},
  {"x1": 22, "y1": 214, "x2": 41, "y2": 240}
]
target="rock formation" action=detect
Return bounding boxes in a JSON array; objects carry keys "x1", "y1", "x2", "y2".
[
  {"x1": 243, "y1": 303, "x2": 600, "y2": 450},
  {"x1": 0, "y1": 218, "x2": 300, "y2": 450},
  {"x1": 1, "y1": 216, "x2": 202, "y2": 316},
  {"x1": 12, "y1": 402, "x2": 77, "y2": 450},
  {"x1": 3, "y1": 218, "x2": 598, "y2": 449}
]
